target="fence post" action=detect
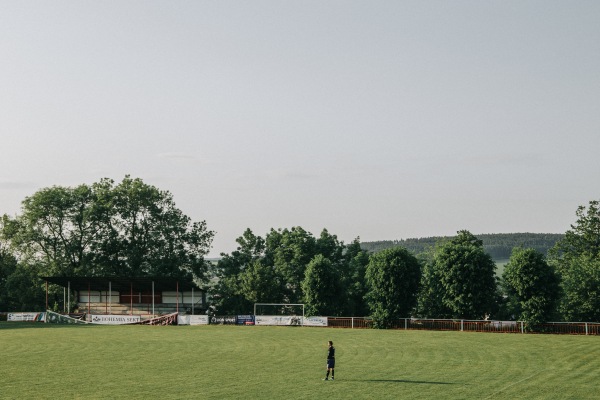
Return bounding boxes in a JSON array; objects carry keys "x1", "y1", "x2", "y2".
[
  {"x1": 585, "y1": 322, "x2": 588, "y2": 335},
  {"x1": 521, "y1": 321, "x2": 524, "y2": 334},
  {"x1": 461, "y1": 320, "x2": 464, "y2": 332},
  {"x1": 351, "y1": 317, "x2": 354, "y2": 329},
  {"x1": 405, "y1": 318, "x2": 408, "y2": 330}
]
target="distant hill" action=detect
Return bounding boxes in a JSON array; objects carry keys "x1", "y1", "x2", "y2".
[{"x1": 360, "y1": 233, "x2": 564, "y2": 261}]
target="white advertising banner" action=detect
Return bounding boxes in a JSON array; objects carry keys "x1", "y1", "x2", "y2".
[
  {"x1": 89, "y1": 314, "x2": 141, "y2": 324},
  {"x1": 303, "y1": 316, "x2": 328, "y2": 327},
  {"x1": 255, "y1": 316, "x2": 327, "y2": 326},
  {"x1": 255, "y1": 316, "x2": 293, "y2": 326},
  {"x1": 178, "y1": 315, "x2": 209, "y2": 325},
  {"x1": 7, "y1": 312, "x2": 45, "y2": 322}
]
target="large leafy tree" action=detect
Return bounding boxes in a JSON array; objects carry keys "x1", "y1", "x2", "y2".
[
  {"x1": 239, "y1": 259, "x2": 283, "y2": 305},
  {"x1": 554, "y1": 200, "x2": 600, "y2": 258},
  {"x1": 302, "y1": 255, "x2": 344, "y2": 316},
  {"x1": 1, "y1": 184, "x2": 105, "y2": 276},
  {"x1": 556, "y1": 255, "x2": 600, "y2": 322},
  {"x1": 550, "y1": 200, "x2": 600, "y2": 321},
  {"x1": 416, "y1": 251, "x2": 453, "y2": 318},
  {"x1": 502, "y1": 247, "x2": 560, "y2": 327},
  {"x1": 315, "y1": 229, "x2": 345, "y2": 266},
  {"x1": 2, "y1": 263, "x2": 46, "y2": 311},
  {"x1": 1, "y1": 176, "x2": 214, "y2": 286},
  {"x1": 91, "y1": 177, "x2": 213, "y2": 280},
  {"x1": 343, "y1": 238, "x2": 370, "y2": 316},
  {"x1": 269, "y1": 227, "x2": 317, "y2": 303},
  {"x1": 427, "y1": 231, "x2": 498, "y2": 319},
  {"x1": 365, "y1": 247, "x2": 421, "y2": 328}
]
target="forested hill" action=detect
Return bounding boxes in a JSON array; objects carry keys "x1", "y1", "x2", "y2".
[{"x1": 360, "y1": 233, "x2": 564, "y2": 260}]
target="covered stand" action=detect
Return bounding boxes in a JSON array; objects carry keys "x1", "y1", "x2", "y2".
[{"x1": 43, "y1": 276, "x2": 205, "y2": 318}]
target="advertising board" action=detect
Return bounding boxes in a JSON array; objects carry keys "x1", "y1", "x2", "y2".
[
  {"x1": 7, "y1": 312, "x2": 45, "y2": 322},
  {"x1": 89, "y1": 314, "x2": 141, "y2": 324},
  {"x1": 178, "y1": 315, "x2": 209, "y2": 325}
]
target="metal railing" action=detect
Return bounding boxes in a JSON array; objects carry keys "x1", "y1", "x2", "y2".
[
  {"x1": 326, "y1": 317, "x2": 373, "y2": 329},
  {"x1": 326, "y1": 317, "x2": 600, "y2": 335}
]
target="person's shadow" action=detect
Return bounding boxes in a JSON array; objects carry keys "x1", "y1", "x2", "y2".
[{"x1": 355, "y1": 379, "x2": 457, "y2": 385}]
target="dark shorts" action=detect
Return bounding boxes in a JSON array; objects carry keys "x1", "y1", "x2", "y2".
[{"x1": 327, "y1": 358, "x2": 335, "y2": 368}]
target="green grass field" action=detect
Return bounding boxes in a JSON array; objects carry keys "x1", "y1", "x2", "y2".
[{"x1": 1, "y1": 323, "x2": 598, "y2": 399}]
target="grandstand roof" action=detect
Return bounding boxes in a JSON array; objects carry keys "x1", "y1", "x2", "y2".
[{"x1": 42, "y1": 276, "x2": 202, "y2": 292}]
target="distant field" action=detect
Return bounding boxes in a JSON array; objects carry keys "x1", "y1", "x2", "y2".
[
  {"x1": 1, "y1": 323, "x2": 598, "y2": 399},
  {"x1": 494, "y1": 258, "x2": 510, "y2": 276}
]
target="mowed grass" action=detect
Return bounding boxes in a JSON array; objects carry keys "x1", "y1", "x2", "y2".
[{"x1": 1, "y1": 323, "x2": 599, "y2": 399}]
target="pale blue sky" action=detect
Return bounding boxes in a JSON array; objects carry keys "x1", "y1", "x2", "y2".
[{"x1": 1, "y1": 1, "x2": 599, "y2": 256}]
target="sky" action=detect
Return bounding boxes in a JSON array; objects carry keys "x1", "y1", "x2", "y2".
[{"x1": 1, "y1": 1, "x2": 599, "y2": 257}]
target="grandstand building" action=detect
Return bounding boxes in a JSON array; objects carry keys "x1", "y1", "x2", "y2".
[{"x1": 43, "y1": 276, "x2": 206, "y2": 318}]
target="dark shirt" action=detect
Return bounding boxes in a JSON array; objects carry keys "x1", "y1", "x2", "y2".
[{"x1": 327, "y1": 346, "x2": 335, "y2": 359}]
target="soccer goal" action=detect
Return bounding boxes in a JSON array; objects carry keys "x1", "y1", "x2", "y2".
[{"x1": 254, "y1": 303, "x2": 305, "y2": 326}]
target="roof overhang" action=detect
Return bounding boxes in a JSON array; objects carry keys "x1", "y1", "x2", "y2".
[{"x1": 42, "y1": 276, "x2": 201, "y2": 292}]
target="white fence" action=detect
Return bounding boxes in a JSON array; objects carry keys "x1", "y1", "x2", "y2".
[{"x1": 325, "y1": 317, "x2": 600, "y2": 335}]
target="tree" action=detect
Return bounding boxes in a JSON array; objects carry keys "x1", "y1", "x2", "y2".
[
  {"x1": 1, "y1": 261, "x2": 46, "y2": 311},
  {"x1": 502, "y1": 247, "x2": 560, "y2": 327},
  {"x1": 1, "y1": 184, "x2": 104, "y2": 277},
  {"x1": 209, "y1": 259, "x2": 252, "y2": 316},
  {"x1": 365, "y1": 247, "x2": 421, "y2": 328},
  {"x1": 343, "y1": 238, "x2": 370, "y2": 316},
  {"x1": 302, "y1": 255, "x2": 343, "y2": 316},
  {"x1": 429, "y1": 231, "x2": 498, "y2": 319},
  {"x1": 91, "y1": 177, "x2": 213, "y2": 280},
  {"x1": 269, "y1": 227, "x2": 317, "y2": 303},
  {"x1": 11, "y1": 177, "x2": 213, "y2": 280},
  {"x1": 415, "y1": 250, "x2": 453, "y2": 319},
  {"x1": 315, "y1": 229, "x2": 345, "y2": 266},
  {"x1": 0, "y1": 246, "x2": 18, "y2": 310},
  {"x1": 554, "y1": 200, "x2": 600, "y2": 258},
  {"x1": 550, "y1": 200, "x2": 600, "y2": 322},
  {"x1": 239, "y1": 259, "x2": 283, "y2": 305},
  {"x1": 556, "y1": 255, "x2": 600, "y2": 322}
]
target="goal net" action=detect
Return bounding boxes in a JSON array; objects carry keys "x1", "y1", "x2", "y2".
[{"x1": 253, "y1": 303, "x2": 305, "y2": 326}]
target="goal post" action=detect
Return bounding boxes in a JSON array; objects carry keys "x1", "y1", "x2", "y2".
[{"x1": 254, "y1": 303, "x2": 305, "y2": 326}]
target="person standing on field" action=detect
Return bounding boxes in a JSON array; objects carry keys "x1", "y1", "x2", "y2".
[{"x1": 323, "y1": 340, "x2": 335, "y2": 381}]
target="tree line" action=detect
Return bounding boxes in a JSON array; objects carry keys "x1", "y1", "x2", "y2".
[
  {"x1": 210, "y1": 209, "x2": 598, "y2": 327},
  {"x1": 361, "y1": 233, "x2": 564, "y2": 260},
  {"x1": 1, "y1": 177, "x2": 599, "y2": 327}
]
